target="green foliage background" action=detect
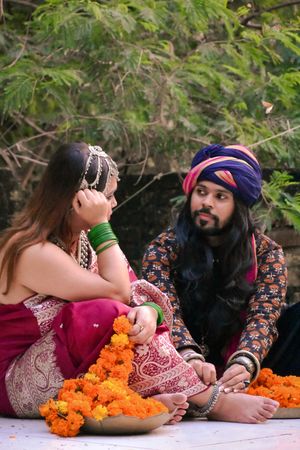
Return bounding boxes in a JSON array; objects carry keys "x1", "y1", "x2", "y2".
[{"x1": 0, "y1": 0, "x2": 300, "y2": 229}]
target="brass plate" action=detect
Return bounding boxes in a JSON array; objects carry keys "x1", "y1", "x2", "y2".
[
  {"x1": 272, "y1": 407, "x2": 300, "y2": 419},
  {"x1": 83, "y1": 412, "x2": 173, "y2": 435}
]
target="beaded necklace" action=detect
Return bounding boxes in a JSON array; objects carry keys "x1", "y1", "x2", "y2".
[{"x1": 49, "y1": 231, "x2": 91, "y2": 269}]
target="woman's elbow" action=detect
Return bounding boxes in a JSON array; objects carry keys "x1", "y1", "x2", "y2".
[{"x1": 111, "y1": 284, "x2": 131, "y2": 304}]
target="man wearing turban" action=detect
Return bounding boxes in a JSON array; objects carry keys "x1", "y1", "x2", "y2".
[{"x1": 142, "y1": 143, "x2": 299, "y2": 392}]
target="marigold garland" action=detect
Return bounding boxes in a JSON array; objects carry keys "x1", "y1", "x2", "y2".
[
  {"x1": 248, "y1": 368, "x2": 300, "y2": 408},
  {"x1": 39, "y1": 315, "x2": 168, "y2": 437}
]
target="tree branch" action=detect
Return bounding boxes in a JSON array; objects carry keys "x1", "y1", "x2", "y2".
[
  {"x1": 113, "y1": 171, "x2": 173, "y2": 212},
  {"x1": 243, "y1": 22, "x2": 262, "y2": 30},
  {"x1": 241, "y1": 1, "x2": 300, "y2": 26},
  {"x1": 4, "y1": 0, "x2": 37, "y2": 8},
  {"x1": 248, "y1": 123, "x2": 300, "y2": 148},
  {"x1": 21, "y1": 137, "x2": 50, "y2": 189}
]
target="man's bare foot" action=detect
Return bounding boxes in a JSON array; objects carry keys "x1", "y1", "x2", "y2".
[
  {"x1": 190, "y1": 388, "x2": 279, "y2": 424},
  {"x1": 152, "y1": 393, "x2": 189, "y2": 425},
  {"x1": 209, "y1": 392, "x2": 279, "y2": 423}
]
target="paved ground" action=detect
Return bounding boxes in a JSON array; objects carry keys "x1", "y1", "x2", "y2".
[{"x1": 1, "y1": 416, "x2": 300, "y2": 450}]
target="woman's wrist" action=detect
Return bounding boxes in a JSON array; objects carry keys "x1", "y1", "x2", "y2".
[
  {"x1": 89, "y1": 220, "x2": 109, "y2": 228},
  {"x1": 139, "y1": 302, "x2": 164, "y2": 326},
  {"x1": 88, "y1": 222, "x2": 118, "y2": 252}
]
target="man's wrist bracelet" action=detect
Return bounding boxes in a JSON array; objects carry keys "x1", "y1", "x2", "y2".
[
  {"x1": 226, "y1": 351, "x2": 260, "y2": 381},
  {"x1": 181, "y1": 350, "x2": 205, "y2": 363},
  {"x1": 140, "y1": 302, "x2": 164, "y2": 326},
  {"x1": 226, "y1": 357, "x2": 254, "y2": 373},
  {"x1": 185, "y1": 354, "x2": 205, "y2": 363}
]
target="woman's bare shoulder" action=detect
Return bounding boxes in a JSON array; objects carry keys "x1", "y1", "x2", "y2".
[
  {"x1": 21, "y1": 240, "x2": 66, "y2": 257},
  {"x1": 18, "y1": 241, "x2": 72, "y2": 271}
]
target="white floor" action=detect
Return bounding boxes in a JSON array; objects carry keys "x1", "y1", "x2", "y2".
[{"x1": 1, "y1": 417, "x2": 300, "y2": 450}]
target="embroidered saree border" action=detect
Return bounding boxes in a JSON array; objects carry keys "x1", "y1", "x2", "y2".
[{"x1": 5, "y1": 330, "x2": 64, "y2": 418}]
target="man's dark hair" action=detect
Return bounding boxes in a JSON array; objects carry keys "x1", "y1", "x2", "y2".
[{"x1": 173, "y1": 195, "x2": 256, "y2": 365}]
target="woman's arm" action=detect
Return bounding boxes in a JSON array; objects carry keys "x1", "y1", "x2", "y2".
[
  {"x1": 15, "y1": 189, "x2": 131, "y2": 303},
  {"x1": 16, "y1": 241, "x2": 130, "y2": 303},
  {"x1": 73, "y1": 189, "x2": 130, "y2": 301}
]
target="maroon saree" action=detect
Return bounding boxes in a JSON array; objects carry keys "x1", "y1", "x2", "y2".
[{"x1": 0, "y1": 278, "x2": 206, "y2": 418}]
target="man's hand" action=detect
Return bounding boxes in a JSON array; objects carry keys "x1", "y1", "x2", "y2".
[
  {"x1": 188, "y1": 359, "x2": 217, "y2": 385},
  {"x1": 218, "y1": 363, "x2": 250, "y2": 393}
]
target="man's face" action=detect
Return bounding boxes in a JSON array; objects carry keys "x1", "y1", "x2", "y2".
[{"x1": 190, "y1": 180, "x2": 235, "y2": 235}]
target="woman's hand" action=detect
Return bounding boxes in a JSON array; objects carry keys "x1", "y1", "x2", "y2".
[
  {"x1": 218, "y1": 363, "x2": 250, "y2": 393},
  {"x1": 72, "y1": 189, "x2": 109, "y2": 226},
  {"x1": 188, "y1": 359, "x2": 217, "y2": 385},
  {"x1": 127, "y1": 305, "x2": 158, "y2": 345}
]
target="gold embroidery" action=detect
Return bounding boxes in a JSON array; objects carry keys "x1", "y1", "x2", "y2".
[
  {"x1": 24, "y1": 295, "x2": 65, "y2": 335},
  {"x1": 5, "y1": 330, "x2": 64, "y2": 418},
  {"x1": 129, "y1": 332, "x2": 205, "y2": 398}
]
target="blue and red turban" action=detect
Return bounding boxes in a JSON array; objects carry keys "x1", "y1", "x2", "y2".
[{"x1": 182, "y1": 144, "x2": 262, "y2": 207}]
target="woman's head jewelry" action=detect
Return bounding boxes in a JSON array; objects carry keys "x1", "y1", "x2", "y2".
[{"x1": 79, "y1": 145, "x2": 119, "y2": 194}]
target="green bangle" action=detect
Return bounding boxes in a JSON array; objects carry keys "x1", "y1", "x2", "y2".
[
  {"x1": 88, "y1": 223, "x2": 118, "y2": 251},
  {"x1": 88, "y1": 222, "x2": 112, "y2": 238},
  {"x1": 96, "y1": 241, "x2": 118, "y2": 255},
  {"x1": 92, "y1": 234, "x2": 118, "y2": 249},
  {"x1": 141, "y1": 301, "x2": 164, "y2": 326}
]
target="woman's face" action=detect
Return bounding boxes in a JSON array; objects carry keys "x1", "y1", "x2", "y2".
[{"x1": 104, "y1": 176, "x2": 118, "y2": 220}]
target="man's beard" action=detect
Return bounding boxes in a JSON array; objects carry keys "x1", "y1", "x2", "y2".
[{"x1": 192, "y1": 208, "x2": 230, "y2": 236}]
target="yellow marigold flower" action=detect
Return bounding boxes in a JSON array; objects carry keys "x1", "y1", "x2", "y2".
[
  {"x1": 92, "y1": 405, "x2": 108, "y2": 421},
  {"x1": 101, "y1": 378, "x2": 127, "y2": 394},
  {"x1": 111, "y1": 333, "x2": 129, "y2": 347},
  {"x1": 84, "y1": 373, "x2": 100, "y2": 384},
  {"x1": 56, "y1": 400, "x2": 68, "y2": 415}
]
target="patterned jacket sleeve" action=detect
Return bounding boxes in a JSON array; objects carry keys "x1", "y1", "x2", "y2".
[
  {"x1": 142, "y1": 228, "x2": 201, "y2": 352},
  {"x1": 237, "y1": 233, "x2": 287, "y2": 363}
]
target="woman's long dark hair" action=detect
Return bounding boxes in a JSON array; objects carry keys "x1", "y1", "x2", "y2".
[
  {"x1": 174, "y1": 195, "x2": 256, "y2": 365},
  {"x1": 0, "y1": 142, "x2": 110, "y2": 294}
]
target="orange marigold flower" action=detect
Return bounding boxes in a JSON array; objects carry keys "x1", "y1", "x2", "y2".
[
  {"x1": 40, "y1": 313, "x2": 166, "y2": 438},
  {"x1": 113, "y1": 315, "x2": 132, "y2": 334},
  {"x1": 248, "y1": 368, "x2": 300, "y2": 408},
  {"x1": 51, "y1": 417, "x2": 76, "y2": 438}
]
